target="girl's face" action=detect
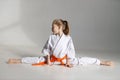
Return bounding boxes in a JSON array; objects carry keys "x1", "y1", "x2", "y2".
[{"x1": 52, "y1": 24, "x2": 62, "y2": 35}]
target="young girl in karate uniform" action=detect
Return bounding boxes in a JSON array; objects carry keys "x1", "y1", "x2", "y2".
[{"x1": 8, "y1": 19, "x2": 113, "y2": 67}]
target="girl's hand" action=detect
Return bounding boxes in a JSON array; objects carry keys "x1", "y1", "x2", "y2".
[
  {"x1": 47, "y1": 55, "x2": 52, "y2": 66},
  {"x1": 66, "y1": 56, "x2": 73, "y2": 68},
  {"x1": 65, "y1": 64, "x2": 73, "y2": 68},
  {"x1": 47, "y1": 59, "x2": 53, "y2": 66}
]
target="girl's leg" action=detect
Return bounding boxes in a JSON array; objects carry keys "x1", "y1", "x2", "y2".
[
  {"x1": 7, "y1": 57, "x2": 46, "y2": 64},
  {"x1": 77, "y1": 57, "x2": 101, "y2": 65},
  {"x1": 100, "y1": 61, "x2": 113, "y2": 66},
  {"x1": 8, "y1": 58, "x2": 22, "y2": 64},
  {"x1": 75, "y1": 57, "x2": 113, "y2": 66}
]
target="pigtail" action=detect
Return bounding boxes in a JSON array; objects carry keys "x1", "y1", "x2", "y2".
[{"x1": 62, "y1": 20, "x2": 70, "y2": 35}]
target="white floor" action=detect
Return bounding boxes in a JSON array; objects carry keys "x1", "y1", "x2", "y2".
[{"x1": 0, "y1": 45, "x2": 120, "y2": 80}]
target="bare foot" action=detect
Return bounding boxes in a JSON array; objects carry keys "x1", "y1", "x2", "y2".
[
  {"x1": 100, "y1": 61, "x2": 114, "y2": 66},
  {"x1": 7, "y1": 59, "x2": 21, "y2": 64}
]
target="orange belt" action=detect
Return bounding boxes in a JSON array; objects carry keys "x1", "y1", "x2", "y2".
[{"x1": 32, "y1": 55, "x2": 67, "y2": 66}]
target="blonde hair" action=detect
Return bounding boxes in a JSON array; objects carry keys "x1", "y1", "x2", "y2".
[{"x1": 52, "y1": 19, "x2": 70, "y2": 35}]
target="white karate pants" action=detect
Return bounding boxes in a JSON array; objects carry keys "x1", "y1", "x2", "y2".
[{"x1": 21, "y1": 56, "x2": 100, "y2": 65}]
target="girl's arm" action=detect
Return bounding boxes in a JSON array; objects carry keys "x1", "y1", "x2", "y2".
[
  {"x1": 65, "y1": 55, "x2": 73, "y2": 68},
  {"x1": 65, "y1": 38, "x2": 75, "y2": 68},
  {"x1": 42, "y1": 36, "x2": 51, "y2": 65},
  {"x1": 46, "y1": 54, "x2": 51, "y2": 65}
]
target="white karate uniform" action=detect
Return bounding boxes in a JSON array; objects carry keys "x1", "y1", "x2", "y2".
[{"x1": 22, "y1": 34, "x2": 100, "y2": 65}]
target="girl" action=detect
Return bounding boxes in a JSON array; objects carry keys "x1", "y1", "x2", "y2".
[{"x1": 8, "y1": 19, "x2": 113, "y2": 68}]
